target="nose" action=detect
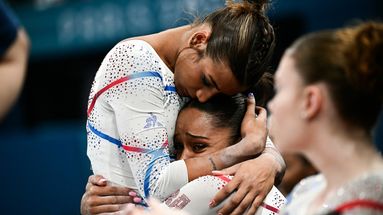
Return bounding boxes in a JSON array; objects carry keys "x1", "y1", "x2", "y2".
[{"x1": 196, "y1": 88, "x2": 218, "y2": 103}]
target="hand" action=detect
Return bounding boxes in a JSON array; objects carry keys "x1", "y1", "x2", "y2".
[
  {"x1": 81, "y1": 175, "x2": 138, "y2": 215},
  {"x1": 210, "y1": 155, "x2": 276, "y2": 215},
  {"x1": 240, "y1": 93, "x2": 268, "y2": 155}
]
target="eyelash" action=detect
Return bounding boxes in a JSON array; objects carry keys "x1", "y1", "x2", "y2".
[
  {"x1": 202, "y1": 75, "x2": 212, "y2": 87},
  {"x1": 192, "y1": 143, "x2": 207, "y2": 152}
]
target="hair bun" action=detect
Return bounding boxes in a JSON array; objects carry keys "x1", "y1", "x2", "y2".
[
  {"x1": 351, "y1": 22, "x2": 383, "y2": 101},
  {"x1": 245, "y1": 0, "x2": 270, "y2": 12}
]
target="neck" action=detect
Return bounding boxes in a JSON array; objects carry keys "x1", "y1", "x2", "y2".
[
  {"x1": 148, "y1": 25, "x2": 195, "y2": 71},
  {"x1": 305, "y1": 125, "x2": 383, "y2": 201}
]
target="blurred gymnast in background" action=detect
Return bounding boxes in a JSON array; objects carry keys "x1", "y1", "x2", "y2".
[
  {"x1": 268, "y1": 21, "x2": 383, "y2": 214},
  {"x1": 0, "y1": 0, "x2": 29, "y2": 121}
]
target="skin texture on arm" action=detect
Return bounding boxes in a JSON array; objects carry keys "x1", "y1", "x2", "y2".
[{"x1": 0, "y1": 28, "x2": 29, "y2": 120}]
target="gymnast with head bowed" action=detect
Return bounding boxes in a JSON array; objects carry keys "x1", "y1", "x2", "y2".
[
  {"x1": 83, "y1": 0, "x2": 285, "y2": 214},
  {"x1": 268, "y1": 21, "x2": 383, "y2": 214}
]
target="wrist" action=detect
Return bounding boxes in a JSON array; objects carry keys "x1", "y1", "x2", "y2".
[{"x1": 260, "y1": 150, "x2": 285, "y2": 185}]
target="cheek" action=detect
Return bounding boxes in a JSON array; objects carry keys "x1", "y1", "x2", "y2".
[
  {"x1": 269, "y1": 96, "x2": 299, "y2": 153},
  {"x1": 174, "y1": 61, "x2": 198, "y2": 85}
]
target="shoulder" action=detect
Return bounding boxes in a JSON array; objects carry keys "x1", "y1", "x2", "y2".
[
  {"x1": 341, "y1": 170, "x2": 383, "y2": 200},
  {"x1": 112, "y1": 39, "x2": 157, "y2": 56},
  {"x1": 288, "y1": 174, "x2": 324, "y2": 203},
  {"x1": 95, "y1": 39, "x2": 165, "y2": 80}
]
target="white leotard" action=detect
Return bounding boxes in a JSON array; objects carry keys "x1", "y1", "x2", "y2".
[{"x1": 87, "y1": 40, "x2": 188, "y2": 201}]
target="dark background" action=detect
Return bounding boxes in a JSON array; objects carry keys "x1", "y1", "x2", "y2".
[{"x1": 0, "y1": 0, "x2": 382, "y2": 214}]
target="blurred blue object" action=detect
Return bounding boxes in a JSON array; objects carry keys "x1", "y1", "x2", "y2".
[{"x1": 0, "y1": 121, "x2": 90, "y2": 215}]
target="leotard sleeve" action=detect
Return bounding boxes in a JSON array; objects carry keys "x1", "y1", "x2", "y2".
[{"x1": 87, "y1": 40, "x2": 188, "y2": 201}]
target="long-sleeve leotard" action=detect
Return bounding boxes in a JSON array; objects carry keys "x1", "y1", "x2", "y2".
[{"x1": 87, "y1": 40, "x2": 188, "y2": 201}]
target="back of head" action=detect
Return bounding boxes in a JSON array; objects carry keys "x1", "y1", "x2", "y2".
[
  {"x1": 289, "y1": 21, "x2": 383, "y2": 132},
  {"x1": 201, "y1": 0, "x2": 275, "y2": 87}
]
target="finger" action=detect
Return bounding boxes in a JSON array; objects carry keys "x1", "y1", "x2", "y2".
[
  {"x1": 216, "y1": 186, "x2": 248, "y2": 215},
  {"x1": 230, "y1": 190, "x2": 257, "y2": 215},
  {"x1": 245, "y1": 93, "x2": 256, "y2": 118},
  {"x1": 245, "y1": 195, "x2": 265, "y2": 215},
  {"x1": 90, "y1": 175, "x2": 108, "y2": 186},
  {"x1": 89, "y1": 184, "x2": 133, "y2": 196},
  {"x1": 86, "y1": 179, "x2": 106, "y2": 191},
  {"x1": 88, "y1": 195, "x2": 134, "y2": 207},
  {"x1": 88, "y1": 203, "x2": 130, "y2": 214},
  {"x1": 212, "y1": 163, "x2": 240, "y2": 176},
  {"x1": 210, "y1": 179, "x2": 240, "y2": 208},
  {"x1": 254, "y1": 106, "x2": 267, "y2": 122},
  {"x1": 211, "y1": 170, "x2": 225, "y2": 176}
]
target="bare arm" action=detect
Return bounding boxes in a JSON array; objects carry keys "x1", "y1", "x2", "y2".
[
  {"x1": 0, "y1": 28, "x2": 29, "y2": 120},
  {"x1": 184, "y1": 93, "x2": 267, "y2": 181}
]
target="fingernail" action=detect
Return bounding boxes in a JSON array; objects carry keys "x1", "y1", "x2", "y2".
[
  {"x1": 99, "y1": 179, "x2": 107, "y2": 184},
  {"x1": 133, "y1": 197, "x2": 142, "y2": 203},
  {"x1": 248, "y1": 92, "x2": 254, "y2": 98},
  {"x1": 209, "y1": 200, "x2": 216, "y2": 207},
  {"x1": 212, "y1": 170, "x2": 223, "y2": 176},
  {"x1": 129, "y1": 191, "x2": 137, "y2": 197}
]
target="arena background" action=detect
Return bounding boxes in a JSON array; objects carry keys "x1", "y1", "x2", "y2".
[{"x1": 0, "y1": 0, "x2": 382, "y2": 214}]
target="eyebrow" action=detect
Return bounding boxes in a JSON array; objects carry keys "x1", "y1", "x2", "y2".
[
  {"x1": 208, "y1": 74, "x2": 220, "y2": 91},
  {"x1": 186, "y1": 132, "x2": 209, "y2": 139}
]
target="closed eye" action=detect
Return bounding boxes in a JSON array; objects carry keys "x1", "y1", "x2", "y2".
[{"x1": 202, "y1": 74, "x2": 213, "y2": 87}]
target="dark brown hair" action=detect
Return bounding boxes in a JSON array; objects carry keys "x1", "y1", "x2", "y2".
[
  {"x1": 200, "y1": 0, "x2": 275, "y2": 87},
  {"x1": 289, "y1": 21, "x2": 383, "y2": 132}
]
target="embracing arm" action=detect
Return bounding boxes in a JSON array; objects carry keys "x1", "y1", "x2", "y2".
[{"x1": 184, "y1": 93, "x2": 267, "y2": 181}]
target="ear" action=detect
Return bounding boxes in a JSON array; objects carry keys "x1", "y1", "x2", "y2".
[
  {"x1": 189, "y1": 28, "x2": 211, "y2": 50},
  {"x1": 301, "y1": 85, "x2": 323, "y2": 120}
]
